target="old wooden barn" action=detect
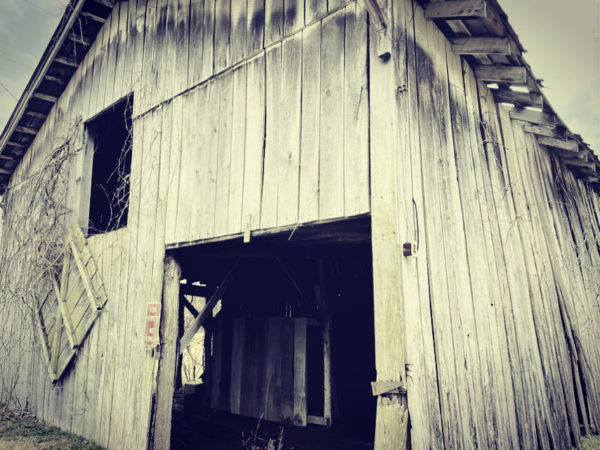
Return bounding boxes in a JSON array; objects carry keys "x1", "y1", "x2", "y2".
[{"x1": 0, "y1": 0, "x2": 599, "y2": 448}]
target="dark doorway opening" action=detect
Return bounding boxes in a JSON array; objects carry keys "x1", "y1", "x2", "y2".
[{"x1": 168, "y1": 217, "x2": 377, "y2": 449}]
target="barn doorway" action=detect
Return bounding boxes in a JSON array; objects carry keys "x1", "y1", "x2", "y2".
[{"x1": 166, "y1": 217, "x2": 377, "y2": 449}]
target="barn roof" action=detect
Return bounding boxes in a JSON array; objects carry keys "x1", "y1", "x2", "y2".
[{"x1": 0, "y1": 0, "x2": 597, "y2": 192}]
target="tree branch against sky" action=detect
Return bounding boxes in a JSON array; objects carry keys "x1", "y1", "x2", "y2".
[{"x1": 0, "y1": 0, "x2": 598, "y2": 150}]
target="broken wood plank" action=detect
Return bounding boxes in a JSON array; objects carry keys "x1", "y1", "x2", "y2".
[
  {"x1": 537, "y1": 136, "x2": 578, "y2": 153},
  {"x1": 474, "y1": 65, "x2": 526, "y2": 84},
  {"x1": 179, "y1": 259, "x2": 242, "y2": 351},
  {"x1": 509, "y1": 108, "x2": 556, "y2": 126},
  {"x1": 371, "y1": 380, "x2": 406, "y2": 396},
  {"x1": 490, "y1": 88, "x2": 543, "y2": 108},
  {"x1": 451, "y1": 37, "x2": 511, "y2": 55},
  {"x1": 424, "y1": 0, "x2": 486, "y2": 20},
  {"x1": 562, "y1": 159, "x2": 596, "y2": 171}
]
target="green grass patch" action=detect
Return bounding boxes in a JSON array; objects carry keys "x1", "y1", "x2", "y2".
[{"x1": 0, "y1": 410, "x2": 102, "y2": 450}]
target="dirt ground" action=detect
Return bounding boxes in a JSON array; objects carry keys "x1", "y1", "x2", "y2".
[
  {"x1": 0, "y1": 410, "x2": 101, "y2": 450},
  {"x1": 1, "y1": 408, "x2": 600, "y2": 449}
]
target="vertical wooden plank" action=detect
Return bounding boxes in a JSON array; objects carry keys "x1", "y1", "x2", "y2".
[
  {"x1": 328, "y1": 0, "x2": 346, "y2": 13},
  {"x1": 161, "y1": 0, "x2": 180, "y2": 100},
  {"x1": 343, "y1": 2, "x2": 369, "y2": 216},
  {"x1": 230, "y1": 0, "x2": 247, "y2": 64},
  {"x1": 214, "y1": 74, "x2": 234, "y2": 236},
  {"x1": 277, "y1": 34, "x2": 302, "y2": 226},
  {"x1": 247, "y1": 0, "x2": 265, "y2": 54},
  {"x1": 214, "y1": 0, "x2": 231, "y2": 73},
  {"x1": 151, "y1": 257, "x2": 181, "y2": 450},
  {"x1": 319, "y1": 10, "x2": 345, "y2": 220},
  {"x1": 227, "y1": 66, "x2": 247, "y2": 234},
  {"x1": 165, "y1": 96, "x2": 184, "y2": 244},
  {"x1": 188, "y1": 0, "x2": 205, "y2": 87},
  {"x1": 299, "y1": 22, "x2": 321, "y2": 223},
  {"x1": 200, "y1": 0, "x2": 215, "y2": 81},
  {"x1": 280, "y1": 318, "x2": 294, "y2": 422},
  {"x1": 261, "y1": 44, "x2": 282, "y2": 229},
  {"x1": 175, "y1": 0, "x2": 191, "y2": 91},
  {"x1": 293, "y1": 317, "x2": 307, "y2": 426},
  {"x1": 265, "y1": 0, "x2": 283, "y2": 45},
  {"x1": 112, "y1": 2, "x2": 131, "y2": 101},
  {"x1": 284, "y1": 0, "x2": 304, "y2": 36},
  {"x1": 305, "y1": 0, "x2": 327, "y2": 23},
  {"x1": 175, "y1": 91, "x2": 194, "y2": 243},
  {"x1": 265, "y1": 318, "x2": 283, "y2": 421},
  {"x1": 230, "y1": 318, "x2": 245, "y2": 414}
]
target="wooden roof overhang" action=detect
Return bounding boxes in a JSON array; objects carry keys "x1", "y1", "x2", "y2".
[
  {"x1": 0, "y1": 0, "x2": 116, "y2": 193},
  {"x1": 0, "y1": 0, "x2": 597, "y2": 193},
  {"x1": 416, "y1": 0, "x2": 599, "y2": 188}
]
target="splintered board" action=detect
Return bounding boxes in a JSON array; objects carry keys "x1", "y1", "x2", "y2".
[{"x1": 35, "y1": 225, "x2": 108, "y2": 381}]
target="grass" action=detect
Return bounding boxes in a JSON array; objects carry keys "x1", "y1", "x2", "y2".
[
  {"x1": 581, "y1": 435, "x2": 600, "y2": 450},
  {"x1": 0, "y1": 409, "x2": 102, "y2": 450}
]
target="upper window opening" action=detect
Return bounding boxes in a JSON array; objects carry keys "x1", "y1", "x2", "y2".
[{"x1": 85, "y1": 96, "x2": 132, "y2": 235}]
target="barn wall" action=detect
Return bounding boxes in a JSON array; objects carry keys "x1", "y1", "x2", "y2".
[
  {"x1": 373, "y1": 1, "x2": 600, "y2": 448},
  {"x1": 0, "y1": 1, "x2": 369, "y2": 449},
  {"x1": 1, "y1": 0, "x2": 600, "y2": 449}
]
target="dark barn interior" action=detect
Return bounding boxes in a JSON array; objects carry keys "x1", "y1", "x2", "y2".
[{"x1": 168, "y1": 217, "x2": 377, "y2": 449}]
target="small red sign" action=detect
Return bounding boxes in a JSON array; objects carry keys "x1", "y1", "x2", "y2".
[{"x1": 145, "y1": 303, "x2": 161, "y2": 348}]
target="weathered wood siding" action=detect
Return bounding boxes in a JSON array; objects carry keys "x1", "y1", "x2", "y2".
[
  {"x1": 1, "y1": 1, "x2": 368, "y2": 449},
  {"x1": 1, "y1": 0, "x2": 599, "y2": 449},
  {"x1": 371, "y1": 1, "x2": 600, "y2": 448}
]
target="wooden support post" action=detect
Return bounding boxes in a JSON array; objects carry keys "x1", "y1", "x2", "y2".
[
  {"x1": 180, "y1": 294, "x2": 199, "y2": 318},
  {"x1": 316, "y1": 261, "x2": 332, "y2": 425},
  {"x1": 424, "y1": 0, "x2": 486, "y2": 20},
  {"x1": 151, "y1": 257, "x2": 182, "y2": 450}
]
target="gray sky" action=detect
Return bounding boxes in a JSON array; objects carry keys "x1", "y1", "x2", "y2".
[{"x1": 0, "y1": 0, "x2": 598, "y2": 150}]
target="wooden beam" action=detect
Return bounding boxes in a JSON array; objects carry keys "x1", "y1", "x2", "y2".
[
  {"x1": 23, "y1": 110, "x2": 48, "y2": 119},
  {"x1": 474, "y1": 65, "x2": 526, "y2": 84},
  {"x1": 44, "y1": 74, "x2": 65, "y2": 85},
  {"x1": 179, "y1": 283, "x2": 207, "y2": 298},
  {"x1": 0, "y1": 154, "x2": 17, "y2": 161},
  {"x1": 490, "y1": 88, "x2": 543, "y2": 108},
  {"x1": 67, "y1": 33, "x2": 91, "y2": 46},
  {"x1": 424, "y1": 0, "x2": 486, "y2": 20},
  {"x1": 90, "y1": 0, "x2": 115, "y2": 7},
  {"x1": 80, "y1": 10, "x2": 107, "y2": 23},
  {"x1": 523, "y1": 124, "x2": 565, "y2": 139},
  {"x1": 563, "y1": 159, "x2": 596, "y2": 171},
  {"x1": 179, "y1": 259, "x2": 242, "y2": 351},
  {"x1": 32, "y1": 92, "x2": 58, "y2": 103},
  {"x1": 451, "y1": 37, "x2": 511, "y2": 55},
  {"x1": 0, "y1": 167, "x2": 12, "y2": 175},
  {"x1": 537, "y1": 136, "x2": 579, "y2": 153},
  {"x1": 586, "y1": 177, "x2": 599, "y2": 183},
  {"x1": 361, "y1": 0, "x2": 389, "y2": 30},
  {"x1": 68, "y1": 239, "x2": 102, "y2": 311},
  {"x1": 7, "y1": 141, "x2": 26, "y2": 148},
  {"x1": 52, "y1": 278, "x2": 77, "y2": 348},
  {"x1": 509, "y1": 108, "x2": 556, "y2": 127},
  {"x1": 180, "y1": 294, "x2": 199, "y2": 318},
  {"x1": 54, "y1": 56, "x2": 78, "y2": 67},
  {"x1": 15, "y1": 126, "x2": 38, "y2": 135}
]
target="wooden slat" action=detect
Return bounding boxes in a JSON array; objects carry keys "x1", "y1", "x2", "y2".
[
  {"x1": 537, "y1": 136, "x2": 579, "y2": 153},
  {"x1": 474, "y1": 65, "x2": 527, "y2": 84},
  {"x1": 69, "y1": 239, "x2": 102, "y2": 311},
  {"x1": 67, "y1": 33, "x2": 92, "y2": 46},
  {"x1": 80, "y1": 10, "x2": 107, "y2": 23},
  {"x1": 23, "y1": 110, "x2": 48, "y2": 119},
  {"x1": 523, "y1": 124, "x2": 566, "y2": 139},
  {"x1": 509, "y1": 108, "x2": 556, "y2": 126},
  {"x1": 563, "y1": 159, "x2": 596, "y2": 171},
  {"x1": 292, "y1": 317, "x2": 307, "y2": 426},
  {"x1": 490, "y1": 88, "x2": 543, "y2": 108},
  {"x1": 15, "y1": 126, "x2": 38, "y2": 135},
  {"x1": 54, "y1": 56, "x2": 78, "y2": 67},
  {"x1": 52, "y1": 279, "x2": 77, "y2": 348},
  {"x1": 424, "y1": 0, "x2": 486, "y2": 20},
  {"x1": 451, "y1": 37, "x2": 511, "y2": 55}
]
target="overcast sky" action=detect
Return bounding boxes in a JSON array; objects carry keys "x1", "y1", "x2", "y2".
[{"x1": 0, "y1": 0, "x2": 598, "y2": 150}]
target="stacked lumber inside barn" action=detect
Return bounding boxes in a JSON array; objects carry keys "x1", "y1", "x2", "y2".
[{"x1": 0, "y1": 0, "x2": 597, "y2": 449}]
